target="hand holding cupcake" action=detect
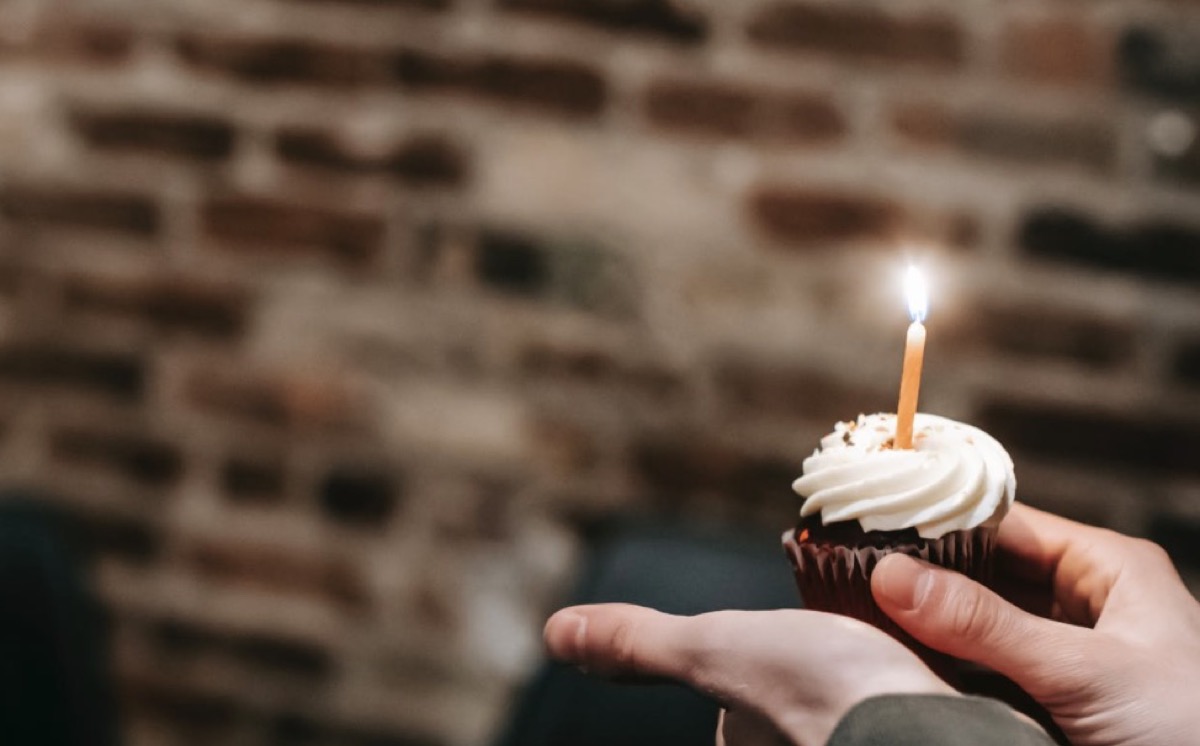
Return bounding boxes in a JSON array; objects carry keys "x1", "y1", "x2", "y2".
[{"x1": 784, "y1": 412, "x2": 1016, "y2": 635}]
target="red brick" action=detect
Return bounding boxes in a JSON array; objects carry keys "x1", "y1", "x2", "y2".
[
  {"x1": 0, "y1": 260, "x2": 25, "y2": 299},
  {"x1": 50, "y1": 426, "x2": 183, "y2": 488},
  {"x1": 120, "y1": 676, "x2": 244, "y2": 735},
  {"x1": 770, "y1": 93, "x2": 849, "y2": 142},
  {"x1": 65, "y1": 510, "x2": 160, "y2": 565},
  {"x1": 64, "y1": 26, "x2": 135, "y2": 64},
  {"x1": 393, "y1": 49, "x2": 607, "y2": 119},
  {"x1": 529, "y1": 417, "x2": 598, "y2": 479},
  {"x1": 226, "y1": 636, "x2": 333, "y2": 680},
  {"x1": 179, "y1": 35, "x2": 610, "y2": 119},
  {"x1": 643, "y1": 79, "x2": 844, "y2": 143},
  {"x1": 221, "y1": 455, "x2": 286, "y2": 504},
  {"x1": 150, "y1": 619, "x2": 333, "y2": 680},
  {"x1": 429, "y1": 478, "x2": 516, "y2": 543},
  {"x1": 184, "y1": 365, "x2": 367, "y2": 432},
  {"x1": 889, "y1": 103, "x2": 952, "y2": 144},
  {"x1": 0, "y1": 343, "x2": 145, "y2": 401},
  {"x1": 977, "y1": 399, "x2": 1200, "y2": 476},
  {"x1": 175, "y1": 34, "x2": 393, "y2": 87},
  {"x1": 474, "y1": 230, "x2": 550, "y2": 296},
  {"x1": 0, "y1": 412, "x2": 19, "y2": 441},
  {"x1": 1172, "y1": 338, "x2": 1200, "y2": 388},
  {"x1": 201, "y1": 195, "x2": 385, "y2": 268},
  {"x1": 282, "y1": 0, "x2": 447, "y2": 8},
  {"x1": 0, "y1": 184, "x2": 160, "y2": 237},
  {"x1": 411, "y1": 573, "x2": 460, "y2": 628},
  {"x1": 1119, "y1": 26, "x2": 1200, "y2": 104},
  {"x1": 6, "y1": 23, "x2": 136, "y2": 66},
  {"x1": 184, "y1": 539, "x2": 369, "y2": 611},
  {"x1": 518, "y1": 342, "x2": 682, "y2": 399},
  {"x1": 69, "y1": 107, "x2": 236, "y2": 161},
  {"x1": 944, "y1": 210, "x2": 983, "y2": 251},
  {"x1": 1018, "y1": 208, "x2": 1200, "y2": 285},
  {"x1": 747, "y1": 186, "x2": 903, "y2": 247},
  {"x1": 498, "y1": 0, "x2": 707, "y2": 44},
  {"x1": 1000, "y1": 17, "x2": 1112, "y2": 86},
  {"x1": 318, "y1": 465, "x2": 401, "y2": 527},
  {"x1": 943, "y1": 300, "x2": 1135, "y2": 369},
  {"x1": 633, "y1": 435, "x2": 795, "y2": 509},
  {"x1": 713, "y1": 361, "x2": 893, "y2": 424},
  {"x1": 275, "y1": 128, "x2": 469, "y2": 186},
  {"x1": 747, "y1": 3, "x2": 964, "y2": 69},
  {"x1": 62, "y1": 272, "x2": 250, "y2": 340},
  {"x1": 475, "y1": 229, "x2": 638, "y2": 317},
  {"x1": 1155, "y1": 148, "x2": 1200, "y2": 188},
  {"x1": 976, "y1": 111, "x2": 1118, "y2": 169},
  {"x1": 644, "y1": 80, "x2": 754, "y2": 138},
  {"x1": 892, "y1": 102, "x2": 1117, "y2": 174}
]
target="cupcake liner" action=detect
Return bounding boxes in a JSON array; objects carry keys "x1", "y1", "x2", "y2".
[{"x1": 782, "y1": 526, "x2": 998, "y2": 641}]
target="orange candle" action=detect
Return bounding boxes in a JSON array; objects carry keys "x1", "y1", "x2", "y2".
[{"x1": 895, "y1": 266, "x2": 928, "y2": 450}]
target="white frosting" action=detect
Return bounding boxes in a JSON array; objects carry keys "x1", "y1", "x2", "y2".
[{"x1": 793, "y1": 413, "x2": 1016, "y2": 539}]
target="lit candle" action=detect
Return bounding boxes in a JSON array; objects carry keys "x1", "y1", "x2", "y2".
[{"x1": 895, "y1": 266, "x2": 928, "y2": 450}]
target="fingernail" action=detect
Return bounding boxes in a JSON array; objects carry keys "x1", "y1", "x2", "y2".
[
  {"x1": 544, "y1": 610, "x2": 587, "y2": 662},
  {"x1": 875, "y1": 556, "x2": 935, "y2": 611}
]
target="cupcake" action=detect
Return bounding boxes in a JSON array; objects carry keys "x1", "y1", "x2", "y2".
[{"x1": 782, "y1": 412, "x2": 1016, "y2": 636}]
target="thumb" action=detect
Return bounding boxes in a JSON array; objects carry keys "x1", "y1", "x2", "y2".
[
  {"x1": 872, "y1": 554, "x2": 1087, "y2": 692},
  {"x1": 542, "y1": 603, "x2": 783, "y2": 712},
  {"x1": 544, "y1": 603, "x2": 686, "y2": 679}
]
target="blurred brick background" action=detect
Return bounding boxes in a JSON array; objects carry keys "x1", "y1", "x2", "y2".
[{"x1": 1, "y1": 0, "x2": 1200, "y2": 743}]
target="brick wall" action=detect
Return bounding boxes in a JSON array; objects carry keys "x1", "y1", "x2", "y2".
[{"x1": 1, "y1": 0, "x2": 1200, "y2": 743}]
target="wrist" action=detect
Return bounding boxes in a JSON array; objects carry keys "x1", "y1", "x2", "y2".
[
  {"x1": 780, "y1": 666, "x2": 957, "y2": 745},
  {"x1": 861, "y1": 668, "x2": 959, "y2": 699}
]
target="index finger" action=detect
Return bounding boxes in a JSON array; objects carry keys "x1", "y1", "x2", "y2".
[
  {"x1": 997, "y1": 504, "x2": 1071, "y2": 580},
  {"x1": 997, "y1": 503, "x2": 1114, "y2": 582}
]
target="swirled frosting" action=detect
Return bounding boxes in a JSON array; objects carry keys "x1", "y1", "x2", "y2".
[{"x1": 793, "y1": 413, "x2": 1016, "y2": 539}]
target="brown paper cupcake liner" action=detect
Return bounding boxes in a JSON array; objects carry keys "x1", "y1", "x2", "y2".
[{"x1": 782, "y1": 525, "x2": 998, "y2": 642}]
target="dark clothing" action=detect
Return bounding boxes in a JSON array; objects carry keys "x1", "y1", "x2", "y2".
[
  {"x1": 0, "y1": 500, "x2": 118, "y2": 746},
  {"x1": 829, "y1": 695, "x2": 1056, "y2": 746}
]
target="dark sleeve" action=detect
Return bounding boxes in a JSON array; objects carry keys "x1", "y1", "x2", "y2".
[{"x1": 827, "y1": 695, "x2": 1056, "y2": 746}]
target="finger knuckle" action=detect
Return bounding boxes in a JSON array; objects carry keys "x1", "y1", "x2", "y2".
[
  {"x1": 1126, "y1": 537, "x2": 1173, "y2": 568},
  {"x1": 1089, "y1": 526, "x2": 1124, "y2": 547},
  {"x1": 609, "y1": 618, "x2": 641, "y2": 670},
  {"x1": 1139, "y1": 538, "x2": 1171, "y2": 562},
  {"x1": 684, "y1": 614, "x2": 734, "y2": 689},
  {"x1": 947, "y1": 590, "x2": 998, "y2": 643}
]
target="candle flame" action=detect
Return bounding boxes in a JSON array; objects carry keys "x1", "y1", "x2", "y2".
[{"x1": 905, "y1": 265, "x2": 928, "y2": 323}]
